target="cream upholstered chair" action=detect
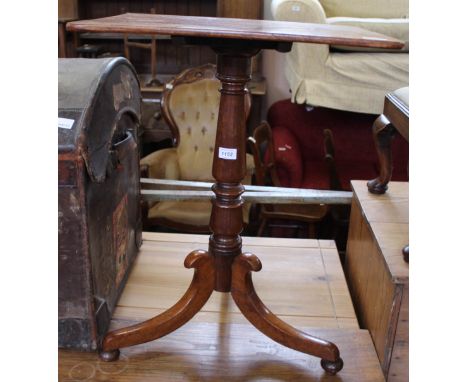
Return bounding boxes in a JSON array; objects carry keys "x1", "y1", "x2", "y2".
[
  {"x1": 271, "y1": 0, "x2": 409, "y2": 114},
  {"x1": 140, "y1": 64, "x2": 255, "y2": 233}
]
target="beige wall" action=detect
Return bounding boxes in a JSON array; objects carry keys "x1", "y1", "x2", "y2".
[{"x1": 261, "y1": 0, "x2": 291, "y2": 114}]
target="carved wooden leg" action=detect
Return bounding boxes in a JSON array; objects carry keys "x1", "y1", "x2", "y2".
[
  {"x1": 367, "y1": 114, "x2": 396, "y2": 194},
  {"x1": 99, "y1": 250, "x2": 215, "y2": 361},
  {"x1": 58, "y1": 22, "x2": 67, "y2": 58},
  {"x1": 231, "y1": 253, "x2": 343, "y2": 375}
]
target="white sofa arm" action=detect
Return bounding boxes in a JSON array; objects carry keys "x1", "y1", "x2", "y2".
[
  {"x1": 272, "y1": 0, "x2": 330, "y2": 90},
  {"x1": 271, "y1": 0, "x2": 326, "y2": 24}
]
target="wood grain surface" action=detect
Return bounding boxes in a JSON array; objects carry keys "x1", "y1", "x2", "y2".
[
  {"x1": 113, "y1": 232, "x2": 358, "y2": 328},
  {"x1": 387, "y1": 284, "x2": 408, "y2": 382},
  {"x1": 57, "y1": 233, "x2": 386, "y2": 380},
  {"x1": 59, "y1": 324, "x2": 384, "y2": 381},
  {"x1": 352, "y1": 181, "x2": 408, "y2": 282},
  {"x1": 345, "y1": 181, "x2": 408, "y2": 381},
  {"x1": 217, "y1": 0, "x2": 263, "y2": 20},
  {"x1": 66, "y1": 13, "x2": 404, "y2": 49}
]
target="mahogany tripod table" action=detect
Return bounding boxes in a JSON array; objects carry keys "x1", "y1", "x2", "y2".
[{"x1": 67, "y1": 14, "x2": 403, "y2": 375}]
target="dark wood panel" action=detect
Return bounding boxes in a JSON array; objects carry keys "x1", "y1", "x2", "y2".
[
  {"x1": 58, "y1": 0, "x2": 79, "y2": 20},
  {"x1": 217, "y1": 0, "x2": 263, "y2": 19},
  {"x1": 70, "y1": 1, "x2": 267, "y2": 74},
  {"x1": 76, "y1": 0, "x2": 217, "y2": 74},
  {"x1": 59, "y1": 324, "x2": 385, "y2": 381}
]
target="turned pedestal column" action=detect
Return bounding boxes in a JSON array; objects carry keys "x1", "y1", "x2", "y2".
[{"x1": 209, "y1": 49, "x2": 257, "y2": 292}]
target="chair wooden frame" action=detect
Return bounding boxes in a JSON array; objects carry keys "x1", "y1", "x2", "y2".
[
  {"x1": 367, "y1": 89, "x2": 409, "y2": 262},
  {"x1": 123, "y1": 8, "x2": 162, "y2": 87},
  {"x1": 248, "y1": 121, "x2": 328, "y2": 237},
  {"x1": 161, "y1": 63, "x2": 251, "y2": 147},
  {"x1": 142, "y1": 63, "x2": 252, "y2": 233},
  {"x1": 367, "y1": 92, "x2": 409, "y2": 194}
]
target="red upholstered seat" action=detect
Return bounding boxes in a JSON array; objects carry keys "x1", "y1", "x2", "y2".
[
  {"x1": 267, "y1": 125, "x2": 330, "y2": 190},
  {"x1": 301, "y1": 160, "x2": 334, "y2": 190},
  {"x1": 267, "y1": 99, "x2": 408, "y2": 191},
  {"x1": 268, "y1": 125, "x2": 303, "y2": 187}
]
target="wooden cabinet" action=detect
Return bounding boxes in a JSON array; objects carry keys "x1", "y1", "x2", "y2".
[
  {"x1": 75, "y1": 0, "x2": 264, "y2": 74},
  {"x1": 217, "y1": 0, "x2": 263, "y2": 19},
  {"x1": 345, "y1": 181, "x2": 408, "y2": 381},
  {"x1": 58, "y1": 0, "x2": 78, "y2": 19},
  {"x1": 76, "y1": 0, "x2": 218, "y2": 73}
]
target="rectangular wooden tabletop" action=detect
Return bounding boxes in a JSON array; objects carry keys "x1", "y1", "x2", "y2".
[{"x1": 67, "y1": 13, "x2": 404, "y2": 49}]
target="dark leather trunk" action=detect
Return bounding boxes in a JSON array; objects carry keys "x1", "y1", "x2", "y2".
[{"x1": 58, "y1": 57, "x2": 142, "y2": 351}]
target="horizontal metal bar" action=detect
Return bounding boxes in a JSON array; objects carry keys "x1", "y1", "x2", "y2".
[
  {"x1": 141, "y1": 177, "x2": 341, "y2": 194},
  {"x1": 244, "y1": 191, "x2": 351, "y2": 204},
  {"x1": 141, "y1": 178, "x2": 213, "y2": 190},
  {"x1": 142, "y1": 98, "x2": 161, "y2": 104},
  {"x1": 141, "y1": 188, "x2": 352, "y2": 205},
  {"x1": 142, "y1": 189, "x2": 213, "y2": 201}
]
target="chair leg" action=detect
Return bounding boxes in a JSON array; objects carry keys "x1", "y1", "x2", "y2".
[
  {"x1": 367, "y1": 114, "x2": 396, "y2": 194},
  {"x1": 257, "y1": 217, "x2": 267, "y2": 237},
  {"x1": 307, "y1": 222, "x2": 316, "y2": 239},
  {"x1": 123, "y1": 34, "x2": 130, "y2": 60},
  {"x1": 58, "y1": 23, "x2": 67, "y2": 58}
]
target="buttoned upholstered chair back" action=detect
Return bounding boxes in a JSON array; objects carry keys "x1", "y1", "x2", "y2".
[
  {"x1": 139, "y1": 64, "x2": 254, "y2": 233},
  {"x1": 161, "y1": 64, "x2": 251, "y2": 182}
]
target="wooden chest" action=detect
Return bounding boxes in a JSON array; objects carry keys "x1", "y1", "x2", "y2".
[
  {"x1": 345, "y1": 181, "x2": 408, "y2": 381},
  {"x1": 58, "y1": 57, "x2": 142, "y2": 351}
]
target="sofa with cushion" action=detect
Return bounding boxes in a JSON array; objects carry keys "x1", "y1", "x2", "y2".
[
  {"x1": 271, "y1": 0, "x2": 409, "y2": 114},
  {"x1": 266, "y1": 99, "x2": 409, "y2": 191}
]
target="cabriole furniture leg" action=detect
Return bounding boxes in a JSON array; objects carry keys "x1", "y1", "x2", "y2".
[
  {"x1": 367, "y1": 115, "x2": 396, "y2": 194},
  {"x1": 367, "y1": 88, "x2": 409, "y2": 195},
  {"x1": 367, "y1": 88, "x2": 409, "y2": 261}
]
